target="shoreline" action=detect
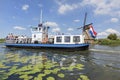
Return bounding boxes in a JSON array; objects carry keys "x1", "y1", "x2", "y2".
[
  {"x1": 0, "y1": 39, "x2": 5, "y2": 43},
  {"x1": 95, "y1": 39, "x2": 120, "y2": 46}
]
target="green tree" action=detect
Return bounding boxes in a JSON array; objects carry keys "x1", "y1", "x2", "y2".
[{"x1": 107, "y1": 33, "x2": 117, "y2": 40}]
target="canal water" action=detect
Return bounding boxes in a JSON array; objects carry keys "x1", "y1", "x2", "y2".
[{"x1": 0, "y1": 43, "x2": 120, "y2": 80}]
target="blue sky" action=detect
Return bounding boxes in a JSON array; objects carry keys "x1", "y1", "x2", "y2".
[{"x1": 0, "y1": 0, "x2": 120, "y2": 38}]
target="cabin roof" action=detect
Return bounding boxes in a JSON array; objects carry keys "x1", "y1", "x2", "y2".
[{"x1": 54, "y1": 34, "x2": 83, "y2": 37}]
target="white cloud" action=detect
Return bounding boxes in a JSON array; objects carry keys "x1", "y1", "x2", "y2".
[
  {"x1": 73, "y1": 19, "x2": 80, "y2": 22},
  {"x1": 81, "y1": 0, "x2": 120, "y2": 16},
  {"x1": 44, "y1": 21, "x2": 61, "y2": 33},
  {"x1": 58, "y1": 3, "x2": 80, "y2": 14},
  {"x1": 56, "y1": 0, "x2": 120, "y2": 16},
  {"x1": 106, "y1": 28, "x2": 120, "y2": 35},
  {"x1": 54, "y1": 0, "x2": 65, "y2": 6},
  {"x1": 38, "y1": 4, "x2": 43, "y2": 7},
  {"x1": 13, "y1": 26, "x2": 26, "y2": 30},
  {"x1": 98, "y1": 32, "x2": 108, "y2": 36},
  {"x1": 44, "y1": 22, "x2": 58, "y2": 27},
  {"x1": 110, "y1": 18, "x2": 119, "y2": 23},
  {"x1": 22, "y1": 4, "x2": 29, "y2": 11},
  {"x1": 67, "y1": 28, "x2": 74, "y2": 31},
  {"x1": 98, "y1": 28, "x2": 120, "y2": 38},
  {"x1": 52, "y1": 27, "x2": 61, "y2": 32}
]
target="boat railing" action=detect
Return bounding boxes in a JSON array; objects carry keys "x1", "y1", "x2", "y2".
[
  {"x1": 15, "y1": 38, "x2": 32, "y2": 44},
  {"x1": 6, "y1": 37, "x2": 32, "y2": 44},
  {"x1": 5, "y1": 39, "x2": 16, "y2": 44}
]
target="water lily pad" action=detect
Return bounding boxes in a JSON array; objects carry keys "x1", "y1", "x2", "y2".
[
  {"x1": 0, "y1": 70, "x2": 6, "y2": 73},
  {"x1": 8, "y1": 66, "x2": 18, "y2": 75},
  {"x1": 47, "y1": 76, "x2": 55, "y2": 80},
  {"x1": 44, "y1": 70, "x2": 52, "y2": 75},
  {"x1": 0, "y1": 62, "x2": 10, "y2": 68},
  {"x1": 58, "y1": 73, "x2": 65, "y2": 78},
  {"x1": 67, "y1": 66, "x2": 75, "y2": 71},
  {"x1": 76, "y1": 64, "x2": 84, "y2": 68},
  {"x1": 80, "y1": 75, "x2": 89, "y2": 80},
  {"x1": 37, "y1": 74, "x2": 45, "y2": 80},
  {"x1": 19, "y1": 74, "x2": 33, "y2": 80},
  {"x1": 44, "y1": 61, "x2": 54, "y2": 69},
  {"x1": 34, "y1": 77, "x2": 37, "y2": 80},
  {"x1": 52, "y1": 68, "x2": 60, "y2": 74},
  {"x1": 77, "y1": 78, "x2": 81, "y2": 80},
  {"x1": 61, "y1": 67, "x2": 67, "y2": 70},
  {"x1": 34, "y1": 77, "x2": 42, "y2": 80},
  {"x1": 1, "y1": 74, "x2": 8, "y2": 80},
  {"x1": 38, "y1": 73, "x2": 46, "y2": 78}
]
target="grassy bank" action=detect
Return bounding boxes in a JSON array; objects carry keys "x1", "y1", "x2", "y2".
[
  {"x1": 96, "y1": 39, "x2": 120, "y2": 46},
  {"x1": 0, "y1": 39, "x2": 5, "y2": 43}
]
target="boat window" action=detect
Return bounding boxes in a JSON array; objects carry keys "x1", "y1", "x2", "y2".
[
  {"x1": 32, "y1": 27, "x2": 38, "y2": 31},
  {"x1": 56, "y1": 36, "x2": 62, "y2": 42},
  {"x1": 64, "y1": 36, "x2": 70, "y2": 42},
  {"x1": 34, "y1": 35, "x2": 36, "y2": 38},
  {"x1": 43, "y1": 27, "x2": 46, "y2": 31},
  {"x1": 73, "y1": 36, "x2": 80, "y2": 42},
  {"x1": 39, "y1": 28, "x2": 41, "y2": 31}
]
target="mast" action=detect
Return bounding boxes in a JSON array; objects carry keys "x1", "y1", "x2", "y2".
[
  {"x1": 38, "y1": 9, "x2": 43, "y2": 27},
  {"x1": 40, "y1": 9, "x2": 43, "y2": 24}
]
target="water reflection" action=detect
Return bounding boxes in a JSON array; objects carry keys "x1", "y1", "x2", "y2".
[{"x1": 0, "y1": 47, "x2": 89, "y2": 80}]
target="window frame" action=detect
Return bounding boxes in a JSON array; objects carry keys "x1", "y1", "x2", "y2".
[
  {"x1": 73, "y1": 36, "x2": 80, "y2": 42},
  {"x1": 56, "y1": 36, "x2": 62, "y2": 42},
  {"x1": 32, "y1": 27, "x2": 38, "y2": 31},
  {"x1": 64, "y1": 36, "x2": 70, "y2": 43}
]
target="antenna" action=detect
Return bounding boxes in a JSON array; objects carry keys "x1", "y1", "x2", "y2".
[
  {"x1": 40, "y1": 9, "x2": 42, "y2": 24},
  {"x1": 38, "y1": 9, "x2": 43, "y2": 27}
]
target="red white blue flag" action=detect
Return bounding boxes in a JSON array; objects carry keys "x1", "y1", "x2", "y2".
[{"x1": 89, "y1": 25, "x2": 97, "y2": 38}]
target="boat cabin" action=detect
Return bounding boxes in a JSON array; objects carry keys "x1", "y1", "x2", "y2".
[
  {"x1": 54, "y1": 35, "x2": 84, "y2": 44},
  {"x1": 5, "y1": 26, "x2": 85, "y2": 45},
  {"x1": 31, "y1": 26, "x2": 43, "y2": 43},
  {"x1": 31, "y1": 24, "x2": 49, "y2": 44}
]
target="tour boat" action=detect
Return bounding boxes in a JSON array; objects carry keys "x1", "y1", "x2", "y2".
[
  {"x1": 5, "y1": 12, "x2": 97, "y2": 51},
  {"x1": 5, "y1": 27, "x2": 89, "y2": 51}
]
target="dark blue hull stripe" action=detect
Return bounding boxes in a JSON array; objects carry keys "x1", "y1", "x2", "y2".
[{"x1": 5, "y1": 43, "x2": 89, "y2": 48}]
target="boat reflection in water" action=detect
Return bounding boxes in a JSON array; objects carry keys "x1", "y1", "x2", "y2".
[{"x1": 0, "y1": 48, "x2": 90, "y2": 80}]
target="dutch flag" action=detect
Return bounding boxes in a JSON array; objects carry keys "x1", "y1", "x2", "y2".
[{"x1": 89, "y1": 25, "x2": 97, "y2": 38}]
